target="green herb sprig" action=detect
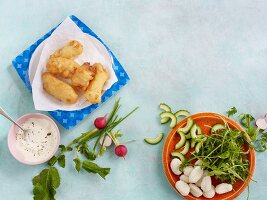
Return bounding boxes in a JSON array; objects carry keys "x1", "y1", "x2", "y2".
[
  {"x1": 226, "y1": 107, "x2": 267, "y2": 152},
  {"x1": 190, "y1": 128, "x2": 249, "y2": 184},
  {"x1": 32, "y1": 99, "x2": 138, "y2": 200}
]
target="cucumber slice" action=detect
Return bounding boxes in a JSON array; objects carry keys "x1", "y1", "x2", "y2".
[
  {"x1": 171, "y1": 152, "x2": 185, "y2": 162},
  {"x1": 191, "y1": 139, "x2": 196, "y2": 148},
  {"x1": 159, "y1": 103, "x2": 171, "y2": 112},
  {"x1": 144, "y1": 133, "x2": 164, "y2": 145},
  {"x1": 211, "y1": 124, "x2": 226, "y2": 133},
  {"x1": 180, "y1": 140, "x2": 190, "y2": 155},
  {"x1": 190, "y1": 124, "x2": 197, "y2": 139},
  {"x1": 160, "y1": 117, "x2": 169, "y2": 124},
  {"x1": 195, "y1": 142, "x2": 203, "y2": 154},
  {"x1": 196, "y1": 134, "x2": 206, "y2": 141},
  {"x1": 160, "y1": 112, "x2": 177, "y2": 128},
  {"x1": 185, "y1": 133, "x2": 191, "y2": 139},
  {"x1": 196, "y1": 126, "x2": 202, "y2": 135},
  {"x1": 174, "y1": 110, "x2": 190, "y2": 119},
  {"x1": 175, "y1": 131, "x2": 186, "y2": 149},
  {"x1": 178, "y1": 118, "x2": 194, "y2": 133}
]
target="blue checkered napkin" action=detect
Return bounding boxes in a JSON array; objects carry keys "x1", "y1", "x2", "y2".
[{"x1": 12, "y1": 15, "x2": 129, "y2": 129}]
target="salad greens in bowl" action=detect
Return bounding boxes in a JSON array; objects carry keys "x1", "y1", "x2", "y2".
[{"x1": 162, "y1": 110, "x2": 255, "y2": 200}]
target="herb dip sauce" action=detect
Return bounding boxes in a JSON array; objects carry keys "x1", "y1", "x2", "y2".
[{"x1": 15, "y1": 118, "x2": 58, "y2": 162}]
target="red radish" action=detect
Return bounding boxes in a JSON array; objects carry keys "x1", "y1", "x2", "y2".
[
  {"x1": 115, "y1": 145, "x2": 128, "y2": 158},
  {"x1": 94, "y1": 116, "x2": 107, "y2": 129}
]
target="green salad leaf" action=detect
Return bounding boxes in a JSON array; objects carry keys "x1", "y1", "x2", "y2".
[
  {"x1": 73, "y1": 157, "x2": 82, "y2": 172},
  {"x1": 82, "y1": 161, "x2": 110, "y2": 179},
  {"x1": 58, "y1": 155, "x2": 65, "y2": 168},
  {"x1": 32, "y1": 167, "x2": 60, "y2": 200},
  {"x1": 227, "y1": 107, "x2": 237, "y2": 117},
  {"x1": 191, "y1": 128, "x2": 249, "y2": 184}
]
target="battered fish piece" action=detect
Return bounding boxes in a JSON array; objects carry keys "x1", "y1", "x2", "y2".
[
  {"x1": 47, "y1": 57, "x2": 80, "y2": 78},
  {"x1": 71, "y1": 62, "x2": 95, "y2": 91},
  {"x1": 84, "y1": 63, "x2": 109, "y2": 104},
  {"x1": 42, "y1": 73, "x2": 78, "y2": 104},
  {"x1": 51, "y1": 40, "x2": 83, "y2": 59}
]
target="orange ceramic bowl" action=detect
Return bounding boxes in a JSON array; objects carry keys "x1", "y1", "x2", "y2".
[{"x1": 162, "y1": 112, "x2": 255, "y2": 200}]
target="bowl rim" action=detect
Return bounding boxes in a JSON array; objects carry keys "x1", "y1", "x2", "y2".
[
  {"x1": 162, "y1": 112, "x2": 256, "y2": 200},
  {"x1": 7, "y1": 113, "x2": 60, "y2": 165}
]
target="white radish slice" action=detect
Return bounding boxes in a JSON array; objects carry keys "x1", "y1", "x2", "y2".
[
  {"x1": 196, "y1": 170, "x2": 209, "y2": 187},
  {"x1": 189, "y1": 184, "x2": 203, "y2": 197},
  {"x1": 203, "y1": 185, "x2": 215, "y2": 198},
  {"x1": 195, "y1": 160, "x2": 202, "y2": 166},
  {"x1": 183, "y1": 166, "x2": 194, "y2": 176},
  {"x1": 99, "y1": 135, "x2": 112, "y2": 147},
  {"x1": 215, "y1": 183, "x2": 233, "y2": 194},
  {"x1": 170, "y1": 158, "x2": 182, "y2": 175},
  {"x1": 180, "y1": 175, "x2": 189, "y2": 183},
  {"x1": 175, "y1": 180, "x2": 190, "y2": 196},
  {"x1": 201, "y1": 176, "x2": 212, "y2": 192},
  {"x1": 189, "y1": 166, "x2": 203, "y2": 183},
  {"x1": 256, "y1": 118, "x2": 267, "y2": 130}
]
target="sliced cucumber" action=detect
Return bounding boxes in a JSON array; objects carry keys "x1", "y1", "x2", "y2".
[
  {"x1": 175, "y1": 132, "x2": 186, "y2": 149},
  {"x1": 196, "y1": 126, "x2": 202, "y2": 135},
  {"x1": 191, "y1": 139, "x2": 196, "y2": 148},
  {"x1": 185, "y1": 133, "x2": 191, "y2": 139},
  {"x1": 171, "y1": 152, "x2": 185, "y2": 162},
  {"x1": 160, "y1": 116, "x2": 169, "y2": 124},
  {"x1": 195, "y1": 142, "x2": 203, "y2": 154},
  {"x1": 180, "y1": 140, "x2": 190, "y2": 155},
  {"x1": 159, "y1": 103, "x2": 171, "y2": 112},
  {"x1": 192, "y1": 125, "x2": 204, "y2": 147},
  {"x1": 195, "y1": 134, "x2": 207, "y2": 142},
  {"x1": 160, "y1": 112, "x2": 177, "y2": 128},
  {"x1": 178, "y1": 118, "x2": 194, "y2": 133},
  {"x1": 174, "y1": 110, "x2": 190, "y2": 120},
  {"x1": 211, "y1": 124, "x2": 226, "y2": 133},
  {"x1": 144, "y1": 133, "x2": 164, "y2": 145},
  {"x1": 190, "y1": 124, "x2": 197, "y2": 139}
]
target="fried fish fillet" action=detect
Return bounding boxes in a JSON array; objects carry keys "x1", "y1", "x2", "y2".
[
  {"x1": 51, "y1": 40, "x2": 83, "y2": 59},
  {"x1": 46, "y1": 57, "x2": 80, "y2": 78},
  {"x1": 42, "y1": 72, "x2": 78, "y2": 104},
  {"x1": 71, "y1": 62, "x2": 95, "y2": 91},
  {"x1": 84, "y1": 63, "x2": 109, "y2": 104}
]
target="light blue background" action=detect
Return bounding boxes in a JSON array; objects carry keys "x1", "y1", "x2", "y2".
[{"x1": 0, "y1": 0, "x2": 267, "y2": 199}]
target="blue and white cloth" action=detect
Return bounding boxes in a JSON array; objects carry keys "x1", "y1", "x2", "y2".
[{"x1": 12, "y1": 15, "x2": 129, "y2": 129}]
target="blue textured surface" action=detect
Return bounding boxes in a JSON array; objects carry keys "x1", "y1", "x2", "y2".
[
  {"x1": 12, "y1": 15, "x2": 129, "y2": 129},
  {"x1": 0, "y1": 1, "x2": 267, "y2": 200}
]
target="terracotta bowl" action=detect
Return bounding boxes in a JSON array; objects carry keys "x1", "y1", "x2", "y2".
[{"x1": 162, "y1": 112, "x2": 255, "y2": 200}]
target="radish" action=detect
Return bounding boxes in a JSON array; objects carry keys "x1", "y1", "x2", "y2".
[
  {"x1": 203, "y1": 185, "x2": 215, "y2": 198},
  {"x1": 99, "y1": 135, "x2": 112, "y2": 147},
  {"x1": 175, "y1": 180, "x2": 190, "y2": 196},
  {"x1": 201, "y1": 176, "x2": 212, "y2": 192},
  {"x1": 215, "y1": 183, "x2": 233, "y2": 194},
  {"x1": 170, "y1": 158, "x2": 182, "y2": 175},
  {"x1": 115, "y1": 145, "x2": 128, "y2": 158},
  {"x1": 180, "y1": 175, "x2": 189, "y2": 183},
  {"x1": 256, "y1": 118, "x2": 267, "y2": 130},
  {"x1": 189, "y1": 166, "x2": 203, "y2": 183},
  {"x1": 94, "y1": 116, "x2": 107, "y2": 129},
  {"x1": 183, "y1": 166, "x2": 193, "y2": 176},
  {"x1": 189, "y1": 184, "x2": 203, "y2": 197}
]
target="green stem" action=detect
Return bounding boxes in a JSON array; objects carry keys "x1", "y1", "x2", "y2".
[{"x1": 50, "y1": 128, "x2": 98, "y2": 166}]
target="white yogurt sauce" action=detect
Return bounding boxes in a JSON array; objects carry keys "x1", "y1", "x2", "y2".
[{"x1": 15, "y1": 118, "x2": 58, "y2": 162}]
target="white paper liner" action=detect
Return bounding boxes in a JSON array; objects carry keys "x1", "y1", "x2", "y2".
[{"x1": 31, "y1": 17, "x2": 117, "y2": 111}]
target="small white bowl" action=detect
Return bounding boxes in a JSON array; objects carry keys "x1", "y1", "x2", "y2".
[{"x1": 8, "y1": 113, "x2": 60, "y2": 165}]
